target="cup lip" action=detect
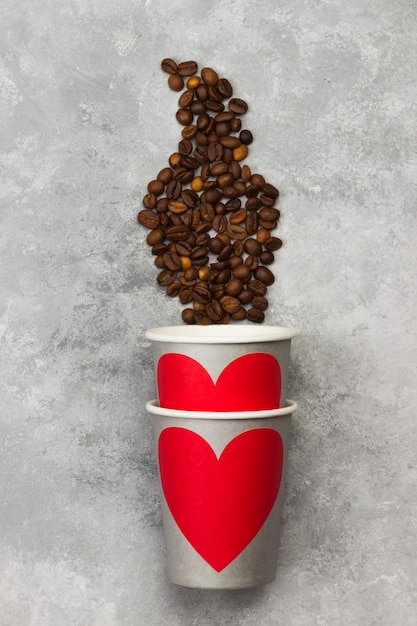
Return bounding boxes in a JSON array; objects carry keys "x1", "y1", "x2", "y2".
[
  {"x1": 145, "y1": 325, "x2": 298, "y2": 344},
  {"x1": 146, "y1": 398, "x2": 297, "y2": 420}
]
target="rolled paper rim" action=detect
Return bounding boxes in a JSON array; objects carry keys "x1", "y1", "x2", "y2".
[
  {"x1": 145, "y1": 398, "x2": 298, "y2": 420},
  {"x1": 145, "y1": 325, "x2": 298, "y2": 344}
]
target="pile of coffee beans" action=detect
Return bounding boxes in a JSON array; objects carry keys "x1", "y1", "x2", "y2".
[{"x1": 138, "y1": 59, "x2": 282, "y2": 325}]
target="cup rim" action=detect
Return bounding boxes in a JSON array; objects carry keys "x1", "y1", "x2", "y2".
[
  {"x1": 146, "y1": 398, "x2": 297, "y2": 420},
  {"x1": 145, "y1": 325, "x2": 298, "y2": 344}
]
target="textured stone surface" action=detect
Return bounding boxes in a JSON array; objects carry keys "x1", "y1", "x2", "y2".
[{"x1": 1, "y1": 0, "x2": 417, "y2": 623}]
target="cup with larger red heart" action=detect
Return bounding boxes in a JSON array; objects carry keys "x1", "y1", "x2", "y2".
[
  {"x1": 145, "y1": 325, "x2": 298, "y2": 411},
  {"x1": 146, "y1": 398, "x2": 297, "y2": 589}
]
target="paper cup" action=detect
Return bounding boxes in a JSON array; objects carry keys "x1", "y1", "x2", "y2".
[
  {"x1": 146, "y1": 325, "x2": 297, "y2": 411},
  {"x1": 146, "y1": 399, "x2": 297, "y2": 589}
]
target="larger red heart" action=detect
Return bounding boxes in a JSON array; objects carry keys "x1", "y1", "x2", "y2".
[
  {"x1": 158, "y1": 426, "x2": 283, "y2": 572},
  {"x1": 157, "y1": 352, "x2": 281, "y2": 411}
]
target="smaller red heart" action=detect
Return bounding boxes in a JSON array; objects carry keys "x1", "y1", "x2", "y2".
[{"x1": 157, "y1": 352, "x2": 281, "y2": 411}]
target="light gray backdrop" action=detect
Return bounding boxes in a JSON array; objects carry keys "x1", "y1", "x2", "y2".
[{"x1": 1, "y1": 0, "x2": 416, "y2": 624}]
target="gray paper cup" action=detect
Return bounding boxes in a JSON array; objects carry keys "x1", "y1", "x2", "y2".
[
  {"x1": 146, "y1": 326, "x2": 297, "y2": 411},
  {"x1": 146, "y1": 399, "x2": 297, "y2": 589}
]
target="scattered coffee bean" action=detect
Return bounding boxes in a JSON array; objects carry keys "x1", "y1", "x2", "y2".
[{"x1": 138, "y1": 59, "x2": 286, "y2": 324}]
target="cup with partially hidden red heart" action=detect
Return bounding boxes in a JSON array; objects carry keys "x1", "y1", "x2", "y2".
[
  {"x1": 145, "y1": 325, "x2": 297, "y2": 412},
  {"x1": 146, "y1": 398, "x2": 297, "y2": 589}
]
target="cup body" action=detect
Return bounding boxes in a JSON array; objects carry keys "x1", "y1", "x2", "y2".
[
  {"x1": 146, "y1": 399, "x2": 297, "y2": 589},
  {"x1": 146, "y1": 326, "x2": 297, "y2": 411}
]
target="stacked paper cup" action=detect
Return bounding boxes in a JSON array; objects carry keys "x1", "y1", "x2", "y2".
[{"x1": 145, "y1": 325, "x2": 298, "y2": 589}]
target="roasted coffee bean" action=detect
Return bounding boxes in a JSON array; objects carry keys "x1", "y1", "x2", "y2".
[
  {"x1": 142, "y1": 193, "x2": 157, "y2": 209},
  {"x1": 166, "y1": 282, "x2": 181, "y2": 297},
  {"x1": 225, "y1": 278, "x2": 243, "y2": 297},
  {"x1": 178, "y1": 138, "x2": 193, "y2": 155},
  {"x1": 211, "y1": 161, "x2": 229, "y2": 176},
  {"x1": 259, "y1": 250, "x2": 274, "y2": 264},
  {"x1": 196, "y1": 232, "x2": 210, "y2": 246},
  {"x1": 157, "y1": 167, "x2": 173, "y2": 184},
  {"x1": 238, "y1": 287, "x2": 254, "y2": 304},
  {"x1": 222, "y1": 186, "x2": 238, "y2": 200},
  {"x1": 207, "y1": 141, "x2": 223, "y2": 162},
  {"x1": 201, "y1": 67, "x2": 219, "y2": 85},
  {"x1": 182, "y1": 308, "x2": 195, "y2": 323},
  {"x1": 262, "y1": 182, "x2": 279, "y2": 198},
  {"x1": 138, "y1": 209, "x2": 160, "y2": 229},
  {"x1": 217, "y1": 172, "x2": 234, "y2": 188},
  {"x1": 205, "y1": 100, "x2": 224, "y2": 113},
  {"x1": 184, "y1": 208, "x2": 200, "y2": 229},
  {"x1": 182, "y1": 124, "x2": 198, "y2": 140},
  {"x1": 193, "y1": 311, "x2": 212, "y2": 325},
  {"x1": 251, "y1": 173, "x2": 265, "y2": 188},
  {"x1": 176, "y1": 108, "x2": 193, "y2": 125},
  {"x1": 213, "y1": 215, "x2": 227, "y2": 233},
  {"x1": 177, "y1": 60, "x2": 198, "y2": 76},
  {"x1": 221, "y1": 296, "x2": 241, "y2": 314},
  {"x1": 198, "y1": 266, "x2": 212, "y2": 281},
  {"x1": 155, "y1": 198, "x2": 169, "y2": 213},
  {"x1": 166, "y1": 179, "x2": 182, "y2": 200},
  {"x1": 190, "y1": 246, "x2": 209, "y2": 261},
  {"x1": 151, "y1": 242, "x2": 169, "y2": 256},
  {"x1": 175, "y1": 241, "x2": 193, "y2": 256},
  {"x1": 233, "y1": 264, "x2": 251, "y2": 281},
  {"x1": 233, "y1": 181, "x2": 247, "y2": 196},
  {"x1": 228, "y1": 98, "x2": 248, "y2": 114},
  {"x1": 229, "y1": 208, "x2": 247, "y2": 224},
  {"x1": 246, "y1": 211, "x2": 259, "y2": 235},
  {"x1": 215, "y1": 122, "x2": 231, "y2": 137},
  {"x1": 230, "y1": 118, "x2": 242, "y2": 132},
  {"x1": 215, "y1": 268, "x2": 231, "y2": 284},
  {"x1": 168, "y1": 200, "x2": 188, "y2": 214},
  {"x1": 260, "y1": 194, "x2": 275, "y2": 207},
  {"x1": 224, "y1": 198, "x2": 241, "y2": 212},
  {"x1": 190, "y1": 100, "x2": 206, "y2": 115},
  {"x1": 208, "y1": 236, "x2": 225, "y2": 255},
  {"x1": 217, "y1": 78, "x2": 233, "y2": 98},
  {"x1": 203, "y1": 188, "x2": 222, "y2": 204},
  {"x1": 220, "y1": 136, "x2": 241, "y2": 149},
  {"x1": 168, "y1": 74, "x2": 184, "y2": 91},
  {"x1": 229, "y1": 255, "x2": 243, "y2": 269},
  {"x1": 239, "y1": 129, "x2": 253, "y2": 145},
  {"x1": 146, "y1": 228, "x2": 165, "y2": 245},
  {"x1": 196, "y1": 83, "x2": 209, "y2": 101},
  {"x1": 165, "y1": 224, "x2": 190, "y2": 242},
  {"x1": 244, "y1": 238, "x2": 262, "y2": 256},
  {"x1": 245, "y1": 255, "x2": 259, "y2": 271},
  {"x1": 226, "y1": 224, "x2": 247, "y2": 240},
  {"x1": 206, "y1": 298, "x2": 223, "y2": 321},
  {"x1": 264, "y1": 236, "x2": 283, "y2": 251},
  {"x1": 182, "y1": 155, "x2": 200, "y2": 169},
  {"x1": 181, "y1": 188, "x2": 200, "y2": 208},
  {"x1": 254, "y1": 265, "x2": 275, "y2": 285},
  {"x1": 193, "y1": 283, "x2": 211, "y2": 304},
  {"x1": 252, "y1": 295, "x2": 268, "y2": 311},
  {"x1": 157, "y1": 269, "x2": 177, "y2": 286},
  {"x1": 161, "y1": 58, "x2": 177, "y2": 74},
  {"x1": 200, "y1": 202, "x2": 215, "y2": 222},
  {"x1": 247, "y1": 308, "x2": 265, "y2": 323},
  {"x1": 231, "y1": 306, "x2": 247, "y2": 321},
  {"x1": 178, "y1": 89, "x2": 194, "y2": 108},
  {"x1": 195, "y1": 131, "x2": 209, "y2": 146},
  {"x1": 233, "y1": 240, "x2": 244, "y2": 256},
  {"x1": 248, "y1": 279, "x2": 267, "y2": 295},
  {"x1": 217, "y1": 243, "x2": 234, "y2": 261},
  {"x1": 163, "y1": 251, "x2": 181, "y2": 270}
]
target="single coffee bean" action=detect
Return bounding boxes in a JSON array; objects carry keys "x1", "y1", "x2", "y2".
[
  {"x1": 168, "y1": 200, "x2": 188, "y2": 214},
  {"x1": 175, "y1": 241, "x2": 193, "y2": 256},
  {"x1": 166, "y1": 179, "x2": 182, "y2": 200},
  {"x1": 220, "y1": 136, "x2": 241, "y2": 149},
  {"x1": 178, "y1": 138, "x2": 193, "y2": 156},
  {"x1": 166, "y1": 282, "x2": 181, "y2": 297},
  {"x1": 205, "y1": 100, "x2": 224, "y2": 113},
  {"x1": 260, "y1": 194, "x2": 276, "y2": 207},
  {"x1": 176, "y1": 108, "x2": 193, "y2": 125},
  {"x1": 157, "y1": 167, "x2": 173, "y2": 184},
  {"x1": 196, "y1": 232, "x2": 210, "y2": 246},
  {"x1": 222, "y1": 186, "x2": 238, "y2": 199},
  {"x1": 233, "y1": 144, "x2": 248, "y2": 161},
  {"x1": 225, "y1": 278, "x2": 243, "y2": 297},
  {"x1": 201, "y1": 67, "x2": 219, "y2": 85},
  {"x1": 230, "y1": 118, "x2": 242, "y2": 132},
  {"x1": 155, "y1": 197, "x2": 169, "y2": 213},
  {"x1": 193, "y1": 311, "x2": 212, "y2": 325},
  {"x1": 245, "y1": 197, "x2": 262, "y2": 211},
  {"x1": 238, "y1": 287, "x2": 254, "y2": 304},
  {"x1": 241, "y1": 164, "x2": 251, "y2": 182},
  {"x1": 206, "y1": 298, "x2": 223, "y2": 321},
  {"x1": 244, "y1": 238, "x2": 262, "y2": 256},
  {"x1": 217, "y1": 78, "x2": 233, "y2": 98},
  {"x1": 221, "y1": 296, "x2": 241, "y2": 314},
  {"x1": 181, "y1": 188, "x2": 200, "y2": 208},
  {"x1": 246, "y1": 211, "x2": 259, "y2": 235},
  {"x1": 233, "y1": 240, "x2": 244, "y2": 256},
  {"x1": 151, "y1": 242, "x2": 169, "y2": 256},
  {"x1": 196, "y1": 83, "x2": 209, "y2": 101},
  {"x1": 226, "y1": 224, "x2": 247, "y2": 241},
  {"x1": 182, "y1": 124, "x2": 198, "y2": 139},
  {"x1": 182, "y1": 154, "x2": 200, "y2": 169},
  {"x1": 262, "y1": 182, "x2": 279, "y2": 198},
  {"x1": 213, "y1": 214, "x2": 228, "y2": 233},
  {"x1": 190, "y1": 246, "x2": 209, "y2": 261},
  {"x1": 207, "y1": 141, "x2": 223, "y2": 162},
  {"x1": 231, "y1": 307, "x2": 247, "y2": 321},
  {"x1": 247, "y1": 308, "x2": 265, "y2": 323},
  {"x1": 217, "y1": 243, "x2": 234, "y2": 261},
  {"x1": 190, "y1": 100, "x2": 206, "y2": 115},
  {"x1": 228, "y1": 255, "x2": 243, "y2": 269},
  {"x1": 252, "y1": 296, "x2": 269, "y2": 311},
  {"x1": 161, "y1": 58, "x2": 177, "y2": 74},
  {"x1": 184, "y1": 207, "x2": 200, "y2": 229},
  {"x1": 215, "y1": 268, "x2": 232, "y2": 284},
  {"x1": 232, "y1": 264, "x2": 252, "y2": 281},
  {"x1": 182, "y1": 308, "x2": 195, "y2": 324},
  {"x1": 178, "y1": 89, "x2": 194, "y2": 107},
  {"x1": 177, "y1": 60, "x2": 198, "y2": 76},
  {"x1": 233, "y1": 181, "x2": 247, "y2": 196},
  {"x1": 165, "y1": 224, "x2": 190, "y2": 242},
  {"x1": 239, "y1": 129, "x2": 253, "y2": 145},
  {"x1": 203, "y1": 188, "x2": 222, "y2": 204},
  {"x1": 251, "y1": 173, "x2": 265, "y2": 188},
  {"x1": 179, "y1": 284, "x2": 194, "y2": 301},
  {"x1": 224, "y1": 198, "x2": 241, "y2": 212},
  {"x1": 146, "y1": 228, "x2": 165, "y2": 245},
  {"x1": 248, "y1": 279, "x2": 267, "y2": 295},
  {"x1": 256, "y1": 228, "x2": 271, "y2": 244},
  {"x1": 198, "y1": 266, "x2": 212, "y2": 281},
  {"x1": 228, "y1": 98, "x2": 248, "y2": 114},
  {"x1": 215, "y1": 122, "x2": 231, "y2": 137},
  {"x1": 163, "y1": 251, "x2": 181, "y2": 271},
  {"x1": 142, "y1": 193, "x2": 157, "y2": 209},
  {"x1": 254, "y1": 266, "x2": 275, "y2": 285},
  {"x1": 229, "y1": 208, "x2": 247, "y2": 224},
  {"x1": 245, "y1": 255, "x2": 259, "y2": 271},
  {"x1": 217, "y1": 172, "x2": 234, "y2": 188},
  {"x1": 138, "y1": 209, "x2": 160, "y2": 229},
  {"x1": 264, "y1": 236, "x2": 283, "y2": 251},
  {"x1": 193, "y1": 283, "x2": 212, "y2": 304},
  {"x1": 168, "y1": 74, "x2": 184, "y2": 91},
  {"x1": 200, "y1": 202, "x2": 215, "y2": 222},
  {"x1": 260, "y1": 250, "x2": 274, "y2": 264},
  {"x1": 157, "y1": 269, "x2": 177, "y2": 286},
  {"x1": 211, "y1": 161, "x2": 229, "y2": 176},
  {"x1": 208, "y1": 236, "x2": 225, "y2": 255}
]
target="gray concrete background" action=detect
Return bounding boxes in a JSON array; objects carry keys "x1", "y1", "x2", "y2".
[{"x1": 1, "y1": 0, "x2": 416, "y2": 624}]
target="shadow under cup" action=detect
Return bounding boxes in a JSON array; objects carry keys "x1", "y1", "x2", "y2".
[{"x1": 146, "y1": 325, "x2": 298, "y2": 411}]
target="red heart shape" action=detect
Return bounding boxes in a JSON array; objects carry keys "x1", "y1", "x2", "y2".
[
  {"x1": 157, "y1": 352, "x2": 281, "y2": 411},
  {"x1": 158, "y1": 427, "x2": 283, "y2": 572}
]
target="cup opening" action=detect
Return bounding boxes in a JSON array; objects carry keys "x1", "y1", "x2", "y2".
[
  {"x1": 146, "y1": 325, "x2": 298, "y2": 344},
  {"x1": 145, "y1": 399, "x2": 297, "y2": 420}
]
